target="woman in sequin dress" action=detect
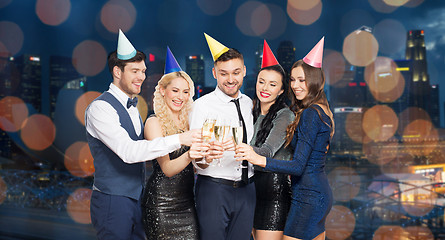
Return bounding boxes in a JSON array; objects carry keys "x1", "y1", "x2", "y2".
[
  {"x1": 236, "y1": 58, "x2": 335, "y2": 240},
  {"x1": 250, "y1": 61, "x2": 294, "y2": 240},
  {"x1": 141, "y1": 69, "x2": 203, "y2": 240}
]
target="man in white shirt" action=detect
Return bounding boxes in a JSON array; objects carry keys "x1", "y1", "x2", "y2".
[
  {"x1": 85, "y1": 30, "x2": 196, "y2": 240},
  {"x1": 189, "y1": 34, "x2": 255, "y2": 240}
]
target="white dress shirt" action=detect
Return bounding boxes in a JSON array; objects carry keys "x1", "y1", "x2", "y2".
[
  {"x1": 85, "y1": 83, "x2": 181, "y2": 164},
  {"x1": 189, "y1": 86, "x2": 254, "y2": 181}
]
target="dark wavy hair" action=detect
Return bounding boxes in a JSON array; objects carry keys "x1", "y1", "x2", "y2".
[
  {"x1": 107, "y1": 50, "x2": 146, "y2": 74},
  {"x1": 285, "y1": 60, "x2": 334, "y2": 146},
  {"x1": 252, "y1": 64, "x2": 288, "y2": 147}
]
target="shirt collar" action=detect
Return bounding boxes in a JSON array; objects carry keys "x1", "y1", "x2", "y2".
[
  {"x1": 109, "y1": 83, "x2": 131, "y2": 107},
  {"x1": 214, "y1": 86, "x2": 244, "y2": 103}
]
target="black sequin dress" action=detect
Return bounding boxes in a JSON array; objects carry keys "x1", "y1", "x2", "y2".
[
  {"x1": 141, "y1": 146, "x2": 199, "y2": 240},
  {"x1": 251, "y1": 108, "x2": 294, "y2": 231}
]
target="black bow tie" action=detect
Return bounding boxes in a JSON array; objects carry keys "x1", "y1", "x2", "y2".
[{"x1": 127, "y1": 97, "x2": 138, "y2": 109}]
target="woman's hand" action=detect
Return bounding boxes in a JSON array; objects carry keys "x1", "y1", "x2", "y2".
[
  {"x1": 222, "y1": 138, "x2": 235, "y2": 151},
  {"x1": 205, "y1": 141, "x2": 224, "y2": 163},
  {"x1": 234, "y1": 143, "x2": 267, "y2": 168},
  {"x1": 189, "y1": 139, "x2": 209, "y2": 159},
  {"x1": 179, "y1": 129, "x2": 201, "y2": 146}
]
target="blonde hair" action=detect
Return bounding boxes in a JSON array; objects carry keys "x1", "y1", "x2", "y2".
[{"x1": 153, "y1": 71, "x2": 195, "y2": 136}]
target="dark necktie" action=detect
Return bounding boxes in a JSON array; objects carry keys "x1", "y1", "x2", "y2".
[
  {"x1": 231, "y1": 98, "x2": 248, "y2": 184},
  {"x1": 127, "y1": 97, "x2": 138, "y2": 109}
]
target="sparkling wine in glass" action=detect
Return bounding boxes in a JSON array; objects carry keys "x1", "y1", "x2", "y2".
[
  {"x1": 202, "y1": 118, "x2": 216, "y2": 143},
  {"x1": 213, "y1": 120, "x2": 230, "y2": 166},
  {"x1": 232, "y1": 120, "x2": 246, "y2": 170},
  {"x1": 197, "y1": 117, "x2": 216, "y2": 165}
]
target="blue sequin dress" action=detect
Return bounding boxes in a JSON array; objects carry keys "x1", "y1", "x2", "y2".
[{"x1": 264, "y1": 105, "x2": 333, "y2": 239}]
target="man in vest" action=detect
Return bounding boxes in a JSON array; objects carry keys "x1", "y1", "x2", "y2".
[{"x1": 85, "y1": 29, "x2": 197, "y2": 240}]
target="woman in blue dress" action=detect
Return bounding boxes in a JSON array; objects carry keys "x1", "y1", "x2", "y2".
[{"x1": 235, "y1": 38, "x2": 334, "y2": 240}]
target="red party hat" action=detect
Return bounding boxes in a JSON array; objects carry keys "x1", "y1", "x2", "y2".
[{"x1": 261, "y1": 40, "x2": 279, "y2": 68}]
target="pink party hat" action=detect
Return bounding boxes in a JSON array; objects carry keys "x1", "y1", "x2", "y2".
[
  {"x1": 303, "y1": 37, "x2": 324, "y2": 68},
  {"x1": 261, "y1": 40, "x2": 279, "y2": 68}
]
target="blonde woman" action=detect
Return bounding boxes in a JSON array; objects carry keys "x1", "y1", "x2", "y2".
[{"x1": 141, "y1": 48, "x2": 213, "y2": 240}]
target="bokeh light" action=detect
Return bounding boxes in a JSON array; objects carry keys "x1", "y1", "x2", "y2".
[
  {"x1": 287, "y1": 0, "x2": 322, "y2": 26},
  {"x1": 79, "y1": 143, "x2": 95, "y2": 177},
  {"x1": 324, "y1": 50, "x2": 346, "y2": 86},
  {"x1": 261, "y1": 3, "x2": 287, "y2": 39},
  {"x1": 136, "y1": 95, "x2": 149, "y2": 122},
  {"x1": 0, "y1": 96, "x2": 29, "y2": 132},
  {"x1": 383, "y1": 0, "x2": 409, "y2": 6},
  {"x1": 368, "y1": 174, "x2": 399, "y2": 198},
  {"x1": 374, "y1": 19, "x2": 406, "y2": 55},
  {"x1": 400, "y1": 179, "x2": 436, "y2": 216},
  {"x1": 398, "y1": 107, "x2": 431, "y2": 135},
  {"x1": 0, "y1": 176, "x2": 6, "y2": 205},
  {"x1": 36, "y1": 0, "x2": 71, "y2": 26},
  {"x1": 403, "y1": 0, "x2": 425, "y2": 7},
  {"x1": 75, "y1": 91, "x2": 101, "y2": 126},
  {"x1": 236, "y1": 1, "x2": 271, "y2": 36},
  {"x1": 364, "y1": 57, "x2": 405, "y2": 102},
  {"x1": 363, "y1": 138, "x2": 399, "y2": 165},
  {"x1": 100, "y1": 0, "x2": 136, "y2": 33},
  {"x1": 0, "y1": 21, "x2": 24, "y2": 56},
  {"x1": 373, "y1": 225, "x2": 409, "y2": 239},
  {"x1": 362, "y1": 105, "x2": 398, "y2": 142},
  {"x1": 197, "y1": 0, "x2": 231, "y2": 16},
  {"x1": 0, "y1": 0, "x2": 12, "y2": 8},
  {"x1": 368, "y1": 0, "x2": 399, "y2": 13},
  {"x1": 65, "y1": 142, "x2": 94, "y2": 178},
  {"x1": 345, "y1": 112, "x2": 366, "y2": 143},
  {"x1": 404, "y1": 226, "x2": 434, "y2": 240},
  {"x1": 328, "y1": 167, "x2": 361, "y2": 202},
  {"x1": 325, "y1": 205, "x2": 356, "y2": 240},
  {"x1": 403, "y1": 119, "x2": 434, "y2": 156},
  {"x1": 66, "y1": 188, "x2": 92, "y2": 224},
  {"x1": 380, "y1": 153, "x2": 414, "y2": 176},
  {"x1": 21, "y1": 114, "x2": 56, "y2": 151},
  {"x1": 343, "y1": 29, "x2": 379, "y2": 67},
  {"x1": 340, "y1": 9, "x2": 375, "y2": 38},
  {"x1": 287, "y1": 0, "x2": 320, "y2": 10},
  {"x1": 72, "y1": 40, "x2": 107, "y2": 76}
]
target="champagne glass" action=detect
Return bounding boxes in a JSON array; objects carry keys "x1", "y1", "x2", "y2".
[
  {"x1": 197, "y1": 116, "x2": 216, "y2": 165},
  {"x1": 232, "y1": 120, "x2": 246, "y2": 171},
  {"x1": 213, "y1": 118, "x2": 230, "y2": 166}
]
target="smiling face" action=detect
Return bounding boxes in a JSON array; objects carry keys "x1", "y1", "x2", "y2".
[
  {"x1": 160, "y1": 77, "x2": 190, "y2": 113},
  {"x1": 290, "y1": 66, "x2": 308, "y2": 101},
  {"x1": 256, "y1": 69, "x2": 284, "y2": 106},
  {"x1": 113, "y1": 61, "x2": 146, "y2": 98},
  {"x1": 213, "y1": 58, "x2": 246, "y2": 98}
]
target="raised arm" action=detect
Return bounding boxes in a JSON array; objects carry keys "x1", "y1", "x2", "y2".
[
  {"x1": 264, "y1": 108, "x2": 321, "y2": 176},
  {"x1": 252, "y1": 109, "x2": 295, "y2": 158},
  {"x1": 85, "y1": 101, "x2": 181, "y2": 164},
  {"x1": 144, "y1": 117, "x2": 196, "y2": 177}
]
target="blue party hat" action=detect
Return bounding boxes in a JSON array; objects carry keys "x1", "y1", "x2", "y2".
[{"x1": 164, "y1": 46, "x2": 182, "y2": 74}]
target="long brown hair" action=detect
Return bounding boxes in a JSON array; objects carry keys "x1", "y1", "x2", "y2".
[{"x1": 285, "y1": 60, "x2": 334, "y2": 146}]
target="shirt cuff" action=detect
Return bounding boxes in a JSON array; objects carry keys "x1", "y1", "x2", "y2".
[{"x1": 166, "y1": 134, "x2": 181, "y2": 149}]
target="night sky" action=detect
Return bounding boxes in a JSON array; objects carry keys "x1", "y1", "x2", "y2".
[{"x1": 1, "y1": 0, "x2": 445, "y2": 118}]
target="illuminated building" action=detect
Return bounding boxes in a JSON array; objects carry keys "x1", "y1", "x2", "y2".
[
  {"x1": 185, "y1": 55, "x2": 205, "y2": 87},
  {"x1": 49, "y1": 56, "x2": 86, "y2": 119},
  {"x1": 405, "y1": 30, "x2": 430, "y2": 93},
  {"x1": 185, "y1": 54, "x2": 211, "y2": 98},
  {"x1": 276, "y1": 41, "x2": 295, "y2": 74},
  {"x1": 13, "y1": 55, "x2": 42, "y2": 113}
]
